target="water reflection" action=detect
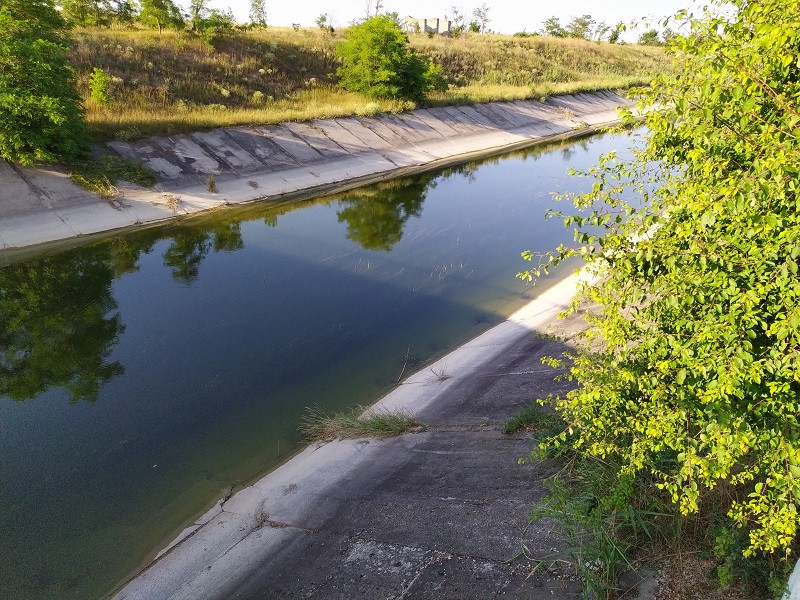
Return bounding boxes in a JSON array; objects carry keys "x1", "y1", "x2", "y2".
[
  {"x1": 0, "y1": 249, "x2": 124, "y2": 403},
  {"x1": 0, "y1": 182, "x2": 434, "y2": 401},
  {"x1": 0, "y1": 150, "x2": 563, "y2": 404},
  {"x1": 336, "y1": 177, "x2": 429, "y2": 251}
]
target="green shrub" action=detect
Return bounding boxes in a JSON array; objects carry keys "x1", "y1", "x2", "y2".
[
  {"x1": 0, "y1": 0, "x2": 90, "y2": 164},
  {"x1": 89, "y1": 67, "x2": 112, "y2": 106},
  {"x1": 521, "y1": 0, "x2": 800, "y2": 571},
  {"x1": 335, "y1": 15, "x2": 445, "y2": 101}
]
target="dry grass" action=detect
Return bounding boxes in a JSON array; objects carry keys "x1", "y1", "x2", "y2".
[
  {"x1": 300, "y1": 405, "x2": 426, "y2": 442},
  {"x1": 68, "y1": 26, "x2": 669, "y2": 140},
  {"x1": 413, "y1": 32, "x2": 667, "y2": 88},
  {"x1": 86, "y1": 87, "x2": 410, "y2": 140}
]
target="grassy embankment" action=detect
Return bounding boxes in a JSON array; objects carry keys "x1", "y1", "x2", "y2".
[{"x1": 69, "y1": 27, "x2": 669, "y2": 141}]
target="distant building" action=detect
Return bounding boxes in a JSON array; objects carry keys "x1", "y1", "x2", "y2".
[{"x1": 402, "y1": 16, "x2": 452, "y2": 35}]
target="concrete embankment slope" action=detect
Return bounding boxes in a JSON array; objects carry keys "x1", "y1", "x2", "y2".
[
  {"x1": 111, "y1": 271, "x2": 605, "y2": 600},
  {"x1": 0, "y1": 91, "x2": 635, "y2": 255}
]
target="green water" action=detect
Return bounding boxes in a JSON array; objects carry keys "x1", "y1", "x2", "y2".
[{"x1": 0, "y1": 131, "x2": 632, "y2": 599}]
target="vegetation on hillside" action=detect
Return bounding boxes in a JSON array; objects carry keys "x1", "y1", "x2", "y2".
[
  {"x1": 0, "y1": 0, "x2": 668, "y2": 162},
  {"x1": 67, "y1": 26, "x2": 667, "y2": 140},
  {"x1": 522, "y1": 0, "x2": 800, "y2": 595}
]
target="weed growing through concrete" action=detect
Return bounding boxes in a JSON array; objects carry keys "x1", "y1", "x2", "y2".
[
  {"x1": 68, "y1": 155, "x2": 156, "y2": 197},
  {"x1": 429, "y1": 366, "x2": 452, "y2": 382},
  {"x1": 163, "y1": 194, "x2": 181, "y2": 212},
  {"x1": 502, "y1": 403, "x2": 562, "y2": 435},
  {"x1": 300, "y1": 405, "x2": 425, "y2": 442}
]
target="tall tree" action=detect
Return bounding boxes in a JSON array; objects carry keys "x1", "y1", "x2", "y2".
[
  {"x1": 60, "y1": 0, "x2": 114, "y2": 26},
  {"x1": 471, "y1": 3, "x2": 490, "y2": 33},
  {"x1": 565, "y1": 14, "x2": 594, "y2": 39},
  {"x1": 0, "y1": 0, "x2": 89, "y2": 164},
  {"x1": 138, "y1": 0, "x2": 183, "y2": 33},
  {"x1": 249, "y1": 0, "x2": 266, "y2": 27},
  {"x1": 112, "y1": 0, "x2": 139, "y2": 25},
  {"x1": 540, "y1": 16, "x2": 566, "y2": 37},
  {"x1": 188, "y1": 0, "x2": 209, "y2": 29}
]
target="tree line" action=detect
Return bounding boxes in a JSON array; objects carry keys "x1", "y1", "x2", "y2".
[
  {"x1": 56, "y1": 0, "x2": 267, "y2": 32},
  {"x1": 533, "y1": 14, "x2": 673, "y2": 45}
]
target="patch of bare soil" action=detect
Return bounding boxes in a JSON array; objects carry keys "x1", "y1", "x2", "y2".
[{"x1": 653, "y1": 555, "x2": 753, "y2": 600}]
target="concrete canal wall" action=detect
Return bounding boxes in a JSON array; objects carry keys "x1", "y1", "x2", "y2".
[{"x1": 0, "y1": 91, "x2": 636, "y2": 256}]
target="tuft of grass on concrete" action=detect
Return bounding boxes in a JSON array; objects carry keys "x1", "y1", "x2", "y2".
[
  {"x1": 68, "y1": 155, "x2": 157, "y2": 197},
  {"x1": 502, "y1": 403, "x2": 562, "y2": 435},
  {"x1": 301, "y1": 405, "x2": 426, "y2": 442}
]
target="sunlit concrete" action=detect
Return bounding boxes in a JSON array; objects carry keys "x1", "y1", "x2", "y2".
[{"x1": 0, "y1": 92, "x2": 637, "y2": 256}]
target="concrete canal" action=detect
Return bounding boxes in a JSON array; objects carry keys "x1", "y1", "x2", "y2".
[{"x1": 0, "y1": 130, "x2": 635, "y2": 599}]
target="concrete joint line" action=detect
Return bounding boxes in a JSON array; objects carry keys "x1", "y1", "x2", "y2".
[
  {"x1": 9, "y1": 162, "x2": 56, "y2": 209},
  {"x1": 190, "y1": 135, "x2": 239, "y2": 175}
]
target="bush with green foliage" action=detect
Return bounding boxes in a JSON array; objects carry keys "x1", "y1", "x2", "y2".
[
  {"x1": 0, "y1": 0, "x2": 89, "y2": 164},
  {"x1": 565, "y1": 14, "x2": 594, "y2": 39},
  {"x1": 89, "y1": 67, "x2": 112, "y2": 106},
  {"x1": 522, "y1": 0, "x2": 800, "y2": 572},
  {"x1": 638, "y1": 29, "x2": 662, "y2": 46},
  {"x1": 336, "y1": 15, "x2": 446, "y2": 102}
]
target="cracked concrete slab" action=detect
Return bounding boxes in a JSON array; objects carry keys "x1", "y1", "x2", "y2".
[
  {"x1": 426, "y1": 106, "x2": 485, "y2": 135},
  {"x1": 357, "y1": 116, "x2": 416, "y2": 147},
  {"x1": 192, "y1": 130, "x2": 266, "y2": 174},
  {"x1": 258, "y1": 125, "x2": 324, "y2": 163},
  {"x1": 396, "y1": 112, "x2": 449, "y2": 140},
  {"x1": 281, "y1": 122, "x2": 350, "y2": 159},
  {"x1": 224, "y1": 127, "x2": 299, "y2": 169},
  {"x1": 311, "y1": 119, "x2": 374, "y2": 154},
  {"x1": 153, "y1": 135, "x2": 227, "y2": 177},
  {"x1": 414, "y1": 109, "x2": 462, "y2": 138},
  {"x1": 472, "y1": 103, "x2": 517, "y2": 129},
  {"x1": 0, "y1": 161, "x2": 50, "y2": 216},
  {"x1": 333, "y1": 117, "x2": 394, "y2": 151}
]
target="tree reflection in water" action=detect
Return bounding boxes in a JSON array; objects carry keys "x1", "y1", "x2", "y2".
[
  {"x1": 0, "y1": 221, "x2": 246, "y2": 402},
  {"x1": 0, "y1": 161, "x2": 492, "y2": 403},
  {"x1": 0, "y1": 248, "x2": 125, "y2": 403},
  {"x1": 336, "y1": 177, "x2": 429, "y2": 251}
]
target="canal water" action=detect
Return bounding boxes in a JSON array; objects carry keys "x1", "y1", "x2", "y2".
[{"x1": 0, "y1": 131, "x2": 633, "y2": 599}]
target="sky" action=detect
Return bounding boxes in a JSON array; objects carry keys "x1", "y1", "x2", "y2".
[{"x1": 210, "y1": 0, "x2": 706, "y2": 37}]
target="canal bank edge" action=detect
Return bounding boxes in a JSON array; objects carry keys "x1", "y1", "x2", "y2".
[
  {"x1": 110, "y1": 268, "x2": 601, "y2": 600},
  {"x1": 0, "y1": 91, "x2": 638, "y2": 262}
]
